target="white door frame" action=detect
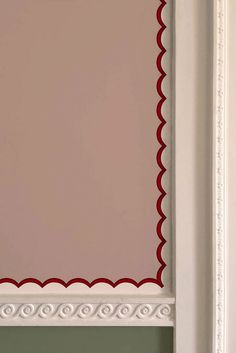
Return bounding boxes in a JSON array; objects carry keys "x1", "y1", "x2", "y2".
[{"x1": 175, "y1": 0, "x2": 228, "y2": 352}]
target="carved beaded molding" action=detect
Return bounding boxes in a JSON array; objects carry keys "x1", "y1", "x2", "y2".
[
  {"x1": 0, "y1": 302, "x2": 174, "y2": 326},
  {"x1": 213, "y1": 0, "x2": 227, "y2": 352}
]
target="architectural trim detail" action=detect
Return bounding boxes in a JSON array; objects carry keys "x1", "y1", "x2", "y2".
[
  {"x1": 213, "y1": 0, "x2": 228, "y2": 352},
  {"x1": 0, "y1": 302, "x2": 174, "y2": 326}
]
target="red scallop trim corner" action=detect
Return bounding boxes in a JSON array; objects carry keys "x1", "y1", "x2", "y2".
[{"x1": 0, "y1": 0, "x2": 167, "y2": 289}]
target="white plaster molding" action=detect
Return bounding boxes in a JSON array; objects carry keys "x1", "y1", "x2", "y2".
[
  {"x1": 213, "y1": 0, "x2": 228, "y2": 352},
  {"x1": 0, "y1": 301, "x2": 174, "y2": 326}
]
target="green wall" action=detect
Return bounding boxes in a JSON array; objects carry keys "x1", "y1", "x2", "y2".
[{"x1": 0, "y1": 327, "x2": 173, "y2": 353}]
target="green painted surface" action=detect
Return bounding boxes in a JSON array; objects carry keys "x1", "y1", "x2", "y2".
[{"x1": 0, "y1": 327, "x2": 173, "y2": 353}]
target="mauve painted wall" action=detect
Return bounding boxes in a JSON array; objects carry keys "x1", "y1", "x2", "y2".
[{"x1": 0, "y1": 0, "x2": 172, "y2": 282}]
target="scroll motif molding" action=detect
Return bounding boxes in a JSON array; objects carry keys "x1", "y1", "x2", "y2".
[{"x1": 0, "y1": 302, "x2": 174, "y2": 326}]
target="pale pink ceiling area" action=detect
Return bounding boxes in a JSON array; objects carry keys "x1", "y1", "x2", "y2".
[{"x1": 0, "y1": 0, "x2": 167, "y2": 281}]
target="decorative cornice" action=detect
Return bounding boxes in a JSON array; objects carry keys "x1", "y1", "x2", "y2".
[
  {"x1": 0, "y1": 302, "x2": 174, "y2": 326},
  {"x1": 213, "y1": 0, "x2": 227, "y2": 352}
]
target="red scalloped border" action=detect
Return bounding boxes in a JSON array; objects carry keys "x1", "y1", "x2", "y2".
[{"x1": 0, "y1": 0, "x2": 167, "y2": 289}]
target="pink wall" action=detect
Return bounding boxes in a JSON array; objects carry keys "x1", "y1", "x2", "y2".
[{"x1": 0, "y1": 1, "x2": 171, "y2": 282}]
